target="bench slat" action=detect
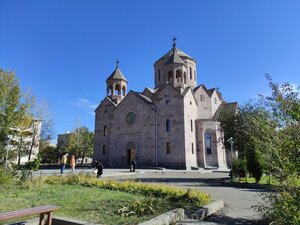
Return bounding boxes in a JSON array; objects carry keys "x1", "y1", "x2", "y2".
[{"x1": 0, "y1": 205, "x2": 60, "y2": 221}]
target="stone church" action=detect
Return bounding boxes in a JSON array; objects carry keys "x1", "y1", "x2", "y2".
[{"x1": 94, "y1": 40, "x2": 237, "y2": 169}]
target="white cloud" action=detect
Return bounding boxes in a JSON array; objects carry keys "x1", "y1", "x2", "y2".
[{"x1": 60, "y1": 98, "x2": 97, "y2": 116}]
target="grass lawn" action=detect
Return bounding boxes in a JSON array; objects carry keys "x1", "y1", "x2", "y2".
[
  {"x1": 234, "y1": 175, "x2": 279, "y2": 185},
  {"x1": 0, "y1": 176, "x2": 206, "y2": 225}
]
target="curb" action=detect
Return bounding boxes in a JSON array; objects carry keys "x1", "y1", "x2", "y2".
[
  {"x1": 192, "y1": 200, "x2": 224, "y2": 220},
  {"x1": 138, "y1": 208, "x2": 184, "y2": 225}
]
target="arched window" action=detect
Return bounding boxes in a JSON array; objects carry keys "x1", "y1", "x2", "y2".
[
  {"x1": 192, "y1": 143, "x2": 194, "y2": 154},
  {"x1": 107, "y1": 86, "x2": 112, "y2": 95},
  {"x1": 166, "y1": 142, "x2": 171, "y2": 154},
  {"x1": 166, "y1": 118, "x2": 170, "y2": 132},
  {"x1": 122, "y1": 86, "x2": 126, "y2": 96},
  {"x1": 115, "y1": 84, "x2": 121, "y2": 95},
  {"x1": 103, "y1": 125, "x2": 107, "y2": 136},
  {"x1": 176, "y1": 70, "x2": 182, "y2": 82},
  {"x1": 190, "y1": 68, "x2": 192, "y2": 79},
  {"x1": 102, "y1": 145, "x2": 106, "y2": 155},
  {"x1": 205, "y1": 133, "x2": 212, "y2": 155},
  {"x1": 190, "y1": 119, "x2": 193, "y2": 132}
]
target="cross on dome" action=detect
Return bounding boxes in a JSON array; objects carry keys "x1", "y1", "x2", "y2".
[{"x1": 172, "y1": 36, "x2": 177, "y2": 48}]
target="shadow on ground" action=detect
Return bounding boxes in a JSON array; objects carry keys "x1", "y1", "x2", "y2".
[{"x1": 205, "y1": 214, "x2": 267, "y2": 225}]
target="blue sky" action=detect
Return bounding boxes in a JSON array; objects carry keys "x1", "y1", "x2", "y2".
[{"x1": 1, "y1": 0, "x2": 299, "y2": 141}]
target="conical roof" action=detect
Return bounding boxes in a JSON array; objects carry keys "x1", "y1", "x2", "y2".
[
  {"x1": 164, "y1": 49, "x2": 186, "y2": 65},
  {"x1": 106, "y1": 67, "x2": 127, "y2": 82},
  {"x1": 154, "y1": 47, "x2": 194, "y2": 66}
]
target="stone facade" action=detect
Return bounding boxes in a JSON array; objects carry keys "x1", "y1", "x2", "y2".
[{"x1": 94, "y1": 41, "x2": 236, "y2": 169}]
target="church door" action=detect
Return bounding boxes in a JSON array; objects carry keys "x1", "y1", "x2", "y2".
[
  {"x1": 125, "y1": 141, "x2": 136, "y2": 164},
  {"x1": 126, "y1": 149, "x2": 135, "y2": 164}
]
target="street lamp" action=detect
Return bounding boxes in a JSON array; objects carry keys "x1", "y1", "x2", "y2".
[{"x1": 227, "y1": 137, "x2": 234, "y2": 169}]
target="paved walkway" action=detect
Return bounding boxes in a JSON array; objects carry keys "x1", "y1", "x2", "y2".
[{"x1": 33, "y1": 168, "x2": 266, "y2": 224}]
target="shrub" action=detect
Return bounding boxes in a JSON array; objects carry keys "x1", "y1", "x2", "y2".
[
  {"x1": 232, "y1": 158, "x2": 247, "y2": 177},
  {"x1": 117, "y1": 197, "x2": 158, "y2": 217},
  {"x1": 44, "y1": 174, "x2": 211, "y2": 207},
  {"x1": 25, "y1": 158, "x2": 40, "y2": 171},
  {"x1": 0, "y1": 167, "x2": 16, "y2": 184},
  {"x1": 246, "y1": 150, "x2": 264, "y2": 183}
]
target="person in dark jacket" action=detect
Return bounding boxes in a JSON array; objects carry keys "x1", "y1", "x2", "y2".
[
  {"x1": 130, "y1": 160, "x2": 136, "y2": 172},
  {"x1": 96, "y1": 161, "x2": 103, "y2": 178}
]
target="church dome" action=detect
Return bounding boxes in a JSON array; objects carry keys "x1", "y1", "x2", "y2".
[
  {"x1": 155, "y1": 47, "x2": 194, "y2": 65},
  {"x1": 106, "y1": 66, "x2": 127, "y2": 82},
  {"x1": 154, "y1": 38, "x2": 195, "y2": 66}
]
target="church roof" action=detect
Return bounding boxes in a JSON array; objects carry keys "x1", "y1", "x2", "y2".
[
  {"x1": 164, "y1": 49, "x2": 186, "y2": 66},
  {"x1": 194, "y1": 84, "x2": 224, "y2": 101},
  {"x1": 154, "y1": 47, "x2": 195, "y2": 66},
  {"x1": 145, "y1": 87, "x2": 158, "y2": 94},
  {"x1": 213, "y1": 102, "x2": 238, "y2": 121},
  {"x1": 132, "y1": 92, "x2": 158, "y2": 111},
  {"x1": 106, "y1": 67, "x2": 127, "y2": 82}
]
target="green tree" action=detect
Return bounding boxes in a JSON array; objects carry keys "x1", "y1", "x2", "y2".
[
  {"x1": 67, "y1": 127, "x2": 93, "y2": 164},
  {"x1": 250, "y1": 76, "x2": 299, "y2": 224},
  {"x1": 29, "y1": 101, "x2": 54, "y2": 161},
  {"x1": 0, "y1": 69, "x2": 34, "y2": 160},
  {"x1": 38, "y1": 144, "x2": 59, "y2": 164}
]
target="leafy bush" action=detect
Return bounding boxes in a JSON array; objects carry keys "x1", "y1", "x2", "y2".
[
  {"x1": 44, "y1": 173, "x2": 211, "y2": 207},
  {"x1": 25, "y1": 158, "x2": 40, "y2": 171},
  {"x1": 0, "y1": 167, "x2": 16, "y2": 184},
  {"x1": 246, "y1": 150, "x2": 264, "y2": 183},
  {"x1": 257, "y1": 176, "x2": 300, "y2": 225},
  {"x1": 232, "y1": 158, "x2": 247, "y2": 177},
  {"x1": 117, "y1": 197, "x2": 158, "y2": 217}
]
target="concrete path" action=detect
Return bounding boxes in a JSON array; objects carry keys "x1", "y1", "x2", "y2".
[
  {"x1": 111, "y1": 170, "x2": 266, "y2": 225},
  {"x1": 33, "y1": 168, "x2": 266, "y2": 224}
]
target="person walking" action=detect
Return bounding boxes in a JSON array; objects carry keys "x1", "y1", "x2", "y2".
[
  {"x1": 60, "y1": 153, "x2": 68, "y2": 174},
  {"x1": 130, "y1": 160, "x2": 136, "y2": 172},
  {"x1": 96, "y1": 161, "x2": 103, "y2": 178},
  {"x1": 70, "y1": 155, "x2": 76, "y2": 173}
]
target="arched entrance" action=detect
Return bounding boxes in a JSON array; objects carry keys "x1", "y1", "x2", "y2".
[
  {"x1": 125, "y1": 141, "x2": 136, "y2": 164},
  {"x1": 204, "y1": 130, "x2": 218, "y2": 167}
]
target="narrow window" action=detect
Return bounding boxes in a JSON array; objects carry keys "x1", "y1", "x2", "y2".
[
  {"x1": 166, "y1": 142, "x2": 171, "y2": 154},
  {"x1": 200, "y1": 95, "x2": 205, "y2": 102},
  {"x1": 205, "y1": 133, "x2": 212, "y2": 155},
  {"x1": 103, "y1": 125, "x2": 107, "y2": 136},
  {"x1": 168, "y1": 71, "x2": 173, "y2": 83},
  {"x1": 122, "y1": 86, "x2": 126, "y2": 96},
  {"x1": 192, "y1": 143, "x2": 194, "y2": 154},
  {"x1": 190, "y1": 120, "x2": 193, "y2": 132},
  {"x1": 190, "y1": 67, "x2": 192, "y2": 79},
  {"x1": 166, "y1": 118, "x2": 170, "y2": 131},
  {"x1": 215, "y1": 98, "x2": 217, "y2": 104},
  {"x1": 194, "y1": 70, "x2": 196, "y2": 81},
  {"x1": 158, "y1": 69, "x2": 161, "y2": 81},
  {"x1": 102, "y1": 145, "x2": 106, "y2": 155}
]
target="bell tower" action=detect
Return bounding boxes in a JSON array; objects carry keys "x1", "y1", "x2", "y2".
[{"x1": 106, "y1": 60, "x2": 128, "y2": 104}]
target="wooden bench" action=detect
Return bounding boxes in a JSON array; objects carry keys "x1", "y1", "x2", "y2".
[{"x1": 0, "y1": 205, "x2": 60, "y2": 225}]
